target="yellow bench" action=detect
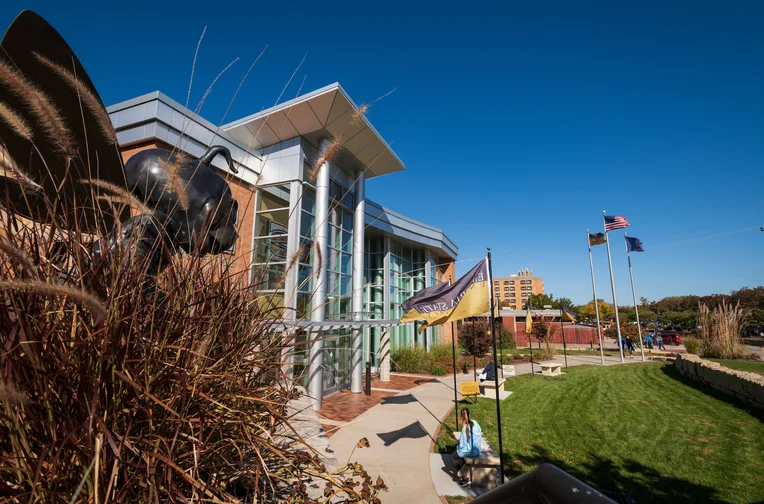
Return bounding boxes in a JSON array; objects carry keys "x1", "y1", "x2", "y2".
[{"x1": 460, "y1": 381, "x2": 480, "y2": 403}]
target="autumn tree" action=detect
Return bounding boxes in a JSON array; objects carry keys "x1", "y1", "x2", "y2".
[
  {"x1": 604, "y1": 320, "x2": 638, "y2": 340},
  {"x1": 578, "y1": 300, "x2": 614, "y2": 322},
  {"x1": 530, "y1": 318, "x2": 557, "y2": 354}
]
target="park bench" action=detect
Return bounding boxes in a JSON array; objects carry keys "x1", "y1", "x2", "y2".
[
  {"x1": 539, "y1": 361, "x2": 562, "y2": 376},
  {"x1": 453, "y1": 432, "x2": 500, "y2": 488},
  {"x1": 479, "y1": 376, "x2": 506, "y2": 400},
  {"x1": 502, "y1": 364, "x2": 516, "y2": 377},
  {"x1": 460, "y1": 381, "x2": 480, "y2": 403}
]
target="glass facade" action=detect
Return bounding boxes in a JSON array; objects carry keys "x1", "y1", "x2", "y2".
[
  {"x1": 363, "y1": 237, "x2": 385, "y2": 366},
  {"x1": 251, "y1": 184, "x2": 290, "y2": 310},
  {"x1": 326, "y1": 179, "x2": 354, "y2": 321},
  {"x1": 250, "y1": 163, "x2": 453, "y2": 396}
]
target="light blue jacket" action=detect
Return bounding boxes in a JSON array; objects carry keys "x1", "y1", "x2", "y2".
[{"x1": 457, "y1": 421, "x2": 482, "y2": 458}]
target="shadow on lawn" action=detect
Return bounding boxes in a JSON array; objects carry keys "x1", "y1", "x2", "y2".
[
  {"x1": 660, "y1": 364, "x2": 764, "y2": 421},
  {"x1": 507, "y1": 444, "x2": 727, "y2": 503}
]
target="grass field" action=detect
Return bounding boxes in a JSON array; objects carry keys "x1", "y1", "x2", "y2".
[
  {"x1": 708, "y1": 358, "x2": 764, "y2": 377},
  {"x1": 434, "y1": 362, "x2": 764, "y2": 503}
]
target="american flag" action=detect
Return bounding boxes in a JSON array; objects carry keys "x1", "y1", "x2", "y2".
[{"x1": 604, "y1": 215, "x2": 629, "y2": 232}]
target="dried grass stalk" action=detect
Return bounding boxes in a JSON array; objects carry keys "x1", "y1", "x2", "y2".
[
  {"x1": 310, "y1": 139, "x2": 341, "y2": 181},
  {"x1": 34, "y1": 53, "x2": 118, "y2": 145},
  {"x1": 0, "y1": 101, "x2": 33, "y2": 140},
  {"x1": 79, "y1": 178, "x2": 153, "y2": 216},
  {"x1": 0, "y1": 143, "x2": 42, "y2": 192},
  {"x1": 0, "y1": 279, "x2": 106, "y2": 323},
  {"x1": 0, "y1": 238, "x2": 36, "y2": 271},
  {"x1": 0, "y1": 59, "x2": 75, "y2": 158},
  {"x1": 158, "y1": 155, "x2": 190, "y2": 211}
]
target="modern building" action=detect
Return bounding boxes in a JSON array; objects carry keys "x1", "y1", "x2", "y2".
[
  {"x1": 107, "y1": 83, "x2": 457, "y2": 409},
  {"x1": 492, "y1": 269, "x2": 544, "y2": 309}
]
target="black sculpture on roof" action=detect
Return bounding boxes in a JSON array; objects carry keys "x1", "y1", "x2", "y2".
[{"x1": 0, "y1": 10, "x2": 238, "y2": 273}]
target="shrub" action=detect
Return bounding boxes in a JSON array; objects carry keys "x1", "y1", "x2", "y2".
[
  {"x1": 460, "y1": 321, "x2": 492, "y2": 358},
  {"x1": 684, "y1": 336, "x2": 700, "y2": 355},
  {"x1": 429, "y1": 341, "x2": 454, "y2": 361},
  {"x1": 430, "y1": 365, "x2": 446, "y2": 376},
  {"x1": 500, "y1": 328, "x2": 516, "y2": 349},
  {"x1": 391, "y1": 346, "x2": 431, "y2": 374}
]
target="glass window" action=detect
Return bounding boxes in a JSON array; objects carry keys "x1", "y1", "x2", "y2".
[{"x1": 254, "y1": 236, "x2": 288, "y2": 263}]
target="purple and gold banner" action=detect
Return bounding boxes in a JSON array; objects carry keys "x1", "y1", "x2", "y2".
[{"x1": 400, "y1": 258, "x2": 490, "y2": 331}]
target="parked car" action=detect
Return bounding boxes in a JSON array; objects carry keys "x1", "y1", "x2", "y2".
[{"x1": 659, "y1": 331, "x2": 682, "y2": 346}]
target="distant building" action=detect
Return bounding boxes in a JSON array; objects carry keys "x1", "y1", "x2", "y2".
[{"x1": 492, "y1": 269, "x2": 544, "y2": 310}]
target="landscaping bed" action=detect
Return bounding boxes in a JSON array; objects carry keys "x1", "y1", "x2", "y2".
[{"x1": 433, "y1": 362, "x2": 764, "y2": 503}]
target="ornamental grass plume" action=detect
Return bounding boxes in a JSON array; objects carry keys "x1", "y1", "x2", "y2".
[
  {"x1": 697, "y1": 300, "x2": 749, "y2": 359},
  {"x1": 0, "y1": 59, "x2": 75, "y2": 158},
  {"x1": 34, "y1": 52, "x2": 118, "y2": 145}
]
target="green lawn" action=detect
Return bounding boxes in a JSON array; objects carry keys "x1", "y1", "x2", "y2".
[
  {"x1": 435, "y1": 362, "x2": 764, "y2": 503},
  {"x1": 708, "y1": 358, "x2": 764, "y2": 377}
]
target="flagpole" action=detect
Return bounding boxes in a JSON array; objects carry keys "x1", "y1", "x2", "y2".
[
  {"x1": 560, "y1": 309, "x2": 568, "y2": 368},
  {"x1": 527, "y1": 297, "x2": 535, "y2": 376},
  {"x1": 486, "y1": 249, "x2": 505, "y2": 484},
  {"x1": 603, "y1": 211, "x2": 625, "y2": 362},
  {"x1": 625, "y1": 233, "x2": 646, "y2": 362},
  {"x1": 587, "y1": 229, "x2": 606, "y2": 365},
  {"x1": 451, "y1": 320, "x2": 459, "y2": 431},
  {"x1": 496, "y1": 294, "x2": 504, "y2": 376}
]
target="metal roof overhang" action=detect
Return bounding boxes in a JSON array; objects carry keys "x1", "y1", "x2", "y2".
[
  {"x1": 222, "y1": 83, "x2": 404, "y2": 179},
  {"x1": 264, "y1": 319, "x2": 401, "y2": 332}
]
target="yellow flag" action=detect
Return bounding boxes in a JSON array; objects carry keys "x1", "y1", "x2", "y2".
[{"x1": 526, "y1": 309, "x2": 533, "y2": 334}]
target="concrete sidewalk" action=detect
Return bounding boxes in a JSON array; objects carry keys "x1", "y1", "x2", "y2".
[{"x1": 325, "y1": 353, "x2": 642, "y2": 503}]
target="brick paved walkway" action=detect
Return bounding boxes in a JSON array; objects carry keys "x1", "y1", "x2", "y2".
[{"x1": 317, "y1": 373, "x2": 439, "y2": 423}]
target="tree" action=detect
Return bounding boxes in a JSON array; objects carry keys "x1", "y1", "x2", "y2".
[
  {"x1": 556, "y1": 297, "x2": 575, "y2": 310},
  {"x1": 661, "y1": 310, "x2": 697, "y2": 330},
  {"x1": 459, "y1": 321, "x2": 492, "y2": 358},
  {"x1": 530, "y1": 318, "x2": 557, "y2": 353},
  {"x1": 604, "y1": 320, "x2": 638, "y2": 340},
  {"x1": 523, "y1": 293, "x2": 556, "y2": 310},
  {"x1": 578, "y1": 300, "x2": 614, "y2": 322}
]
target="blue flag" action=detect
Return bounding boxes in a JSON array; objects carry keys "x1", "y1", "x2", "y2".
[{"x1": 625, "y1": 236, "x2": 644, "y2": 252}]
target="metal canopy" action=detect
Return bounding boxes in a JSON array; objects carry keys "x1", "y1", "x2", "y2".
[
  {"x1": 263, "y1": 319, "x2": 401, "y2": 333},
  {"x1": 223, "y1": 83, "x2": 404, "y2": 179}
]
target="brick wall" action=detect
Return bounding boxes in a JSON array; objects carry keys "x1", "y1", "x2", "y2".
[{"x1": 509, "y1": 319, "x2": 600, "y2": 345}]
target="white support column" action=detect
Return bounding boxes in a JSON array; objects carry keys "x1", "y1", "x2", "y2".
[
  {"x1": 379, "y1": 329, "x2": 391, "y2": 381},
  {"x1": 380, "y1": 237, "x2": 392, "y2": 381},
  {"x1": 308, "y1": 139, "x2": 332, "y2": 410},
  {"x1": 350, "y1": 170, "x2": 366, "y2": 393},
  {"x1": 282, "y1": 180, "x2": 303, "y2": 377},
  {"x1": 424, "y1": 251, "x2": 434, "y2": 346}
]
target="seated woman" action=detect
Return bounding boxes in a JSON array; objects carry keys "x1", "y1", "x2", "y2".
[{"x1": 449, "y1": 408, "x2": 482, "y2": 487}]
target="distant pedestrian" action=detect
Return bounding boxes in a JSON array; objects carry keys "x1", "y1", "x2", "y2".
[
  {"x1": 620, "y1": 336, "x2": 627, "y2": 354},
  {"x1": 644, "y1": 335, "x2": 654, "y2": 350},
  {"x1": 656, "y1": 334, "x2": 665, "y2": 350},
  {"x1": 625, "y1": 336, "x2": 634, "y2": 357}
]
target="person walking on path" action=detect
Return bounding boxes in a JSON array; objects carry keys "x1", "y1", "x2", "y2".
[
  {"x1": 625, "y1": 336, "x2": 634, "y2": 357},
  {"x1": 656, "y1": 334, "x2": 665, "y2": 351},
  {"x1": 449, "y1": 408, "x2": 482, "y2": 487}
]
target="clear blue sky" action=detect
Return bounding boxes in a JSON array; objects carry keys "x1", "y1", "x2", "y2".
[{"x1": 2, "y1": 0, "x2": 762, "y2": 305}]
